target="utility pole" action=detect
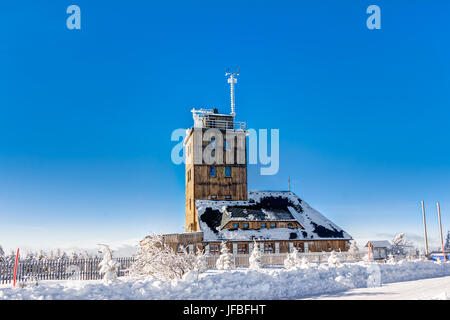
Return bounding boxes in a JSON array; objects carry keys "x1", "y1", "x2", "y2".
[
  {"x1": 288, "y1": 176, "x2": 291, "y2": 192},
  {"x1": 437, "y1": 202, "x2": 447, "y2": 262},
  {"x1": 421, "y1": 201, "x2": 429, "y2": 258}
]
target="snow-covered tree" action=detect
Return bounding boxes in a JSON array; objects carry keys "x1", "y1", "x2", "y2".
[
  {"x1": 349, "y1": 240, "x2": 358, "y2": 253},
  {"x1": 249, "y1": 241, "x2": 262, "y2": 270},
  {"x1": 389, "y1": 233, "x2": 414, "y2": 258},
  {"x1": 193, "y1": 247, "x2": 208, "y2": 279},
  {"x1": 0, "y1": 245, "x2": 5, "y2": 263},
  {"x1": 36, "y1": 250, "x2": 46, "y2": 261},
  {"x1": 6, "y1": 250, "x2": 16, "y2": 263},
  {"x1": 129, "y1": 233, "x2": 196, "y2": 280},
  {"x1": 216, "y1": 241, "x2": 233, "y2": 270},
  {"x1": 284, "y1": 247, "x2": 301, "y2": 270},
  {"x1": 386, "y1": 253, "x2": 396, "y2": 264},
  {"x1": 69, "y1": 251, "x2": 79, "y2": 260},
  {"x1": 328, "y1": 251, "x2": 341, "y2": 267},
  {"x1": 445, "y1": 230, "x2": 450, "y2": 251},
  {"x1": 98, "y1": 244, "x2": 119, "y2": 281},
  {"x1": 299, "y1": 256, "x2": 310, "y2": 268}
]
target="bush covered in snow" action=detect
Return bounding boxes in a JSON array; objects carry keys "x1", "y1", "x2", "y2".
[
  {"x1": 249, "y1": 242, "x2": 261, "y2": 270},
  {"x1": 284, "y1": 248, "x2": 301, "y2": 270},
  {"x1": 129, "y1": 233, "x2": 196, "y2": 280},
  {"x1": 389, "y1": 233, "x2": 416, "y2": 258},
  {"x1": 194, "y1": 248, "x2": 209, "y2": 275},
  {"x1": 0, "y1": 245, "x2": 4, "y2": 263},
  {"x1": 327, "y1": 251, "x2": 341, "y2": 267},
  {"x1": 216, "y1": 242, "x2": 233, "y2": 270}
]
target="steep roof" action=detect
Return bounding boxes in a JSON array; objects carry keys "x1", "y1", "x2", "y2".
[
  {"x1": 366, "y1": 240, "x2": 391, "y2": 248},
  {"x1": 196, "y1": 191, "x2": 352, "y2": 242}
]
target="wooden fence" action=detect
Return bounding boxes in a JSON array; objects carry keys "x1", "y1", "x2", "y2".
[
  {"x1": 0, "y1": 257, "x2": 135, "y2": 284},
  {"x1": 206, "y1": 251, "x2": 367, "y2": 268},
  {"x1": 1, "y1": 252, "x2": 369, "y2": 284}
]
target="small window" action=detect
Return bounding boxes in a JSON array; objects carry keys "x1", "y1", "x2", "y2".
[
  {"x1": 209, "y1": 166, "x2": 216, "y2": 177},
  {"x1": 243, "y1": 223, "x2": 249, "y2": 229},
  {"x1": 232, "y1": 223, "x2": 239, "y2": 229},
  {"x1": 288, "y1": 223, "x2": 293, "y2": 229},
  {"x1": 270, "y1": 222, "x2": 276, "y2": 228},
  {"x1": 210, "y1": 244, "x2": 220, "y2": 255},
  {"x1": 225, "y1": 195, "x2": 232, "y2": 200},
  {"x1": 211, "y1": 195, "x2": 217, "y2": 200},
  {"x1": 225, "y1": 167, "x2": 231, "y2": 177},
  {"x1": 260, "y1": 223, "x2": 267, "y2": 228},
  {"x1": 237, "y1": 243, "x2": 247, "y2": 254}
]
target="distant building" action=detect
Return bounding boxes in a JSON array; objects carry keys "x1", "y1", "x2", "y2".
[
  {"x1": 156, "y1": 71, "x2": 352, "y2": 255},
  {"x1": 365, "y1": 240, "x2": 391, "y2": 260}
]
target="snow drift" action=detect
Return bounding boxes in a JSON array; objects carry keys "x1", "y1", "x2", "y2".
[{"x1": 1, "y1": 260, "x2": 449, "y2": 300}]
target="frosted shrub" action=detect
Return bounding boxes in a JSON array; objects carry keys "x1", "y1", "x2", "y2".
[
  {"x1": 284, "y1": 248, "x2": 301, "y2": 270},
  {"x1": 300, "y1": 257, "x2": 310, "y2": 269},
  {"x1": 0, "y1": 245, "x2": 4, "y2": 263},
  {"x1": 129, "y1": 233, "x2": 196, "y2": 280},
  {"x1": 389, "y1": 233, "x2": 415, "y2": 258},
  {"x1": 328, "y1": 251, "x2": 341, "y2": 267},
  {"x1": 216, "y1": 242, "x2": 233, "y2": 270},
  {"x1": 349, "y1": 241, "x2": 359, "y2": 260},
  {"x1": 249, "y1": 241, "x2": 262, "y2": 270},
  {"x1": 386, "y1": 254, "x2": 396, "y2": 264},
  {"x1": 98, "y1": 244, "x2": 119, "y2": 281},
  {"x1": 194, "y1": 248, "x2": 209, "y2": 274}
]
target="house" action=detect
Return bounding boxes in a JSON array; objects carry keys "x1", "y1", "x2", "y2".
[
  {"x1": 365, "y1": 240, "x2": 391, "y2": 260},
  {"x1": 160, "y1": 71, "x2": 352, "y2": 255}
]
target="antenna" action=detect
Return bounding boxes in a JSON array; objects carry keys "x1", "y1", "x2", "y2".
[{"x1": 225, "y1": 67, "x2": 239, "y2": 116}]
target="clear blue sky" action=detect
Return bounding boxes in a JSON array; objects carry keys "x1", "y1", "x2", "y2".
[{"x1": 1, "y1": 0, "x2": 449, "y2": 251}]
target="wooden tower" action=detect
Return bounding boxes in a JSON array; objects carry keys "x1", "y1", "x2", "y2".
[{"x1": 184, "y1": 71, "x2": 248, "y2": 232}]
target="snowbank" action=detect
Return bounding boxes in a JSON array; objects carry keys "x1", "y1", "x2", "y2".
[{"x1": 1, "y1": 260, "x2": 449, "y2": 300}]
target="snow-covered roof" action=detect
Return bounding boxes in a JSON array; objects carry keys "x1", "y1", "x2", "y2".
[
  {"x1": 366, "y1": 240, "x2": 391, "y2": 248},
  {"x1": 196, "y1": 191, "x2": 352, "y2": 242}
]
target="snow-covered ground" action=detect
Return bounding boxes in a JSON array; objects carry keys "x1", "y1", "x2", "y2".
[
  {"x1": 1, "y1": 260, "x2": 449, "y2": 300},
  {"x1": 305, "y1": 276, "x2": 450, "y2": 300}
]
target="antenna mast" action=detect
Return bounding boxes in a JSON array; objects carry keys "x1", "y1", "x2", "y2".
[{"x1": 226, "y1": 68, "x2": 239, "y2": 116}]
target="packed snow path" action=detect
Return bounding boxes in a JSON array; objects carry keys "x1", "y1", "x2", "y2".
[{"x1": 305, "y1": 275, "x2": 450, "y2": 300}]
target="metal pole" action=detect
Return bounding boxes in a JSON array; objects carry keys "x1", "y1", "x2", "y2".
[
  {"x1": 437, "y1": 202, "x2": 447, "y2": 262},
  {"x1": 421, "y1": 201, "x2": 429, "y2": 258}
]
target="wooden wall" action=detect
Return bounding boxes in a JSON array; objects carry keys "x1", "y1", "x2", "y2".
[
  {"x1": 204, "y1": 240, "x2": 349, "y2": 254},
  {"x1": 184, "y1": 127, "x2": 248, "y2": 232}
]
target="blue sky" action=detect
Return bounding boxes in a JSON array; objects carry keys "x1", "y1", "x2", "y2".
[{"x1": 1, "y1": 1, "x2": 449, "y2": 251}]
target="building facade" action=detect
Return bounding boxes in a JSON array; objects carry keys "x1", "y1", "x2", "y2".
[{"x1": 161, "y1": 72, "x2": 352, "y2": 255}]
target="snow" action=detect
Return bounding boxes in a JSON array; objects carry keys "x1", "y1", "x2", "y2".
[
  {"x1": 1, "y1": 260, "x2": 449, "y2": 300},
  {"x1": 306, "y1": 275, "x2": 450, "y2": 300}
]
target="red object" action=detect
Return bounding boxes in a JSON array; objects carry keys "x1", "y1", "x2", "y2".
[{"x1": 13, "y1": 248, "x2": 19, "y2": 287}]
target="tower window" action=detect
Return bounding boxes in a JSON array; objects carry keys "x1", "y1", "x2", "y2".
[
  {"x1": 232, "y1": 223, "x2": 239, "y2": 229},
  {"x1": 210, "y1": 195, "x2": 217, "y2": 200},
  {"x1": 209, "y1": 166, "x2": 216, "y2": 177},
  {"x1": 225, "y1": 195, "x2": 232, "y2": 200},
  {"x1": 225, "y1": 167, "x2": 231, "y2": 177},
  {"x1": 270, "y1": 222, "x2": 276, "y2": 228},
  {"x1": 260, "y1": 223, "x2": 267, "y2": 228},
  {"x1": 243, "y1": 223, "x2": 249, "y2": 229}
]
